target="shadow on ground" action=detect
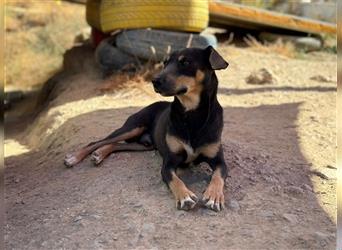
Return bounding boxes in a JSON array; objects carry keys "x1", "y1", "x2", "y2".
[
  {"x1": 5, "y1": 102, "x2": 335, "y2": 249},
  {"x1": 218, "y1": 86, "x2": 336, "y2": 96}
]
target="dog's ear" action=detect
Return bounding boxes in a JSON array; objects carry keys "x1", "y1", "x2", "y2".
[{"x1": 206, "y1": 46, "x2": 229, "y2": 70}]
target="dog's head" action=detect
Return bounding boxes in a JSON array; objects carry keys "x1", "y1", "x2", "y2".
[{"x1": 152, "y1": 46, "x2": 228, "y2": 98}]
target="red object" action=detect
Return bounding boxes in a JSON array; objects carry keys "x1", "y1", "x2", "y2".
[{"x1": 91, "y1": 27, "x2": 110, "y2": 48}]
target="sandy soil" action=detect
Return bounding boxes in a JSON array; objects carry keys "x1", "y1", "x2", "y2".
[
  {"x1": 5, "y1": 0, "x2": 87, "y2": 91},
  {"x1": 5, "y1": 43, "x2": 336, "y2": 249}
]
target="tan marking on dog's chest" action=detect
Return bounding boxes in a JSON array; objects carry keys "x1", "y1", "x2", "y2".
[{"x1": 166, "y1": 134, "x2": 220, "y2": 162}]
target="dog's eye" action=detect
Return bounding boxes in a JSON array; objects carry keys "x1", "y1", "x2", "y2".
[
  {"x1": 179, "y1": 58, "x2": 190, "y2": 67},
  {"x1": 163, "y1": 57, "x2": 170, "y2": 66}
]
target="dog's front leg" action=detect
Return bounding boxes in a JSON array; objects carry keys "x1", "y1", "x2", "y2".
[
  {"x1": 161, "y1": 156, "x2": 198, "y2": 211},
  {"x1": 202, "y1": 148, "x2": 228, "y2": 212}
]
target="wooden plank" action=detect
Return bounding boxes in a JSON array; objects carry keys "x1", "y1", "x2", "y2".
[{"x1": 209, "y1": 2, "x2": 336, "y2": 35}]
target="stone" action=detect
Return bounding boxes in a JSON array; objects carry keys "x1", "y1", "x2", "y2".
[
  {"x1": 282, "y1": 213, "x2": 298, "y2": 224},
  {"x1": 314, "y1": 231, "x2": 333, "y2": 247},
  {"x1": 200, "y1": 208, "x2": 218, "y2": 216},
  {"x1": 140, "y1": 223, "x2": 156, "y2": 237},
  {"x1": 246, "y1": 68, "x2": 276, "y2": 85},
  {"x1": 310, "y1": 75, "x2": 334, "y2": 83},
  {"x1": 284, "y1": 185, "x2": 304, "y2": 196},
  {"x1": 228, "y1": 199, "x2": 240, "y2": 211},
  {"x1": 302, "y1": 184, "x2": 313, "y2": 192},
  {"x1": 73, "y1": 216, "x2": 82, "y2": 223},
  {"x1": 175, "y1": 210, "x2": 186, "y2": 217},
  {"x1": 260, "y1": 210, "x2": 274, "y2": 218}
]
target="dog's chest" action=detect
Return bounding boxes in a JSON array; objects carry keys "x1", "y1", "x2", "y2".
[
  {"x1": 166, "y1": 134, "x2": 220, "y2": 163},
  {"x1": 182, "y1": 143, "x2": 199, "y2": 163}
]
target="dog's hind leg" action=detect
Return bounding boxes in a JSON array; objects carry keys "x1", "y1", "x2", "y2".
[
  {"x1": 64, "y1": 116, "x2": 147, "y2": 168},
  {"x1": 90, "y1": 142, "x2": 154, "y2": 166},
  {"x1": 64, "y1": 126, "x2": 145, "y2": 167},
  {"x1": 64, "y1": 102, "x2": 169, "y2": 167}
]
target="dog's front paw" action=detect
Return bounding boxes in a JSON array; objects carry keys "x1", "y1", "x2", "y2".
[
  {"x1": 175, "y1": 190, "x2": 198, "y2": 211},
  {"x1": 202, "y1": 186, "x2": 225, "y2": 212},
  {"x1": 177, "y1": 195, "x2": 198, "y2": 211}
]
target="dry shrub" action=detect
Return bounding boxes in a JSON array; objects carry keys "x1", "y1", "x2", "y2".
[
  {"x1": 97, "y1": 62, "x2": 163, "y2": 98},
  {"x1": 243, "y1": 34, "x2": 296, "y2": 58}
]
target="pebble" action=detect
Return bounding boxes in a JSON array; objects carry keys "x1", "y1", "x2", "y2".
[
  {"x1": 15, "y1": 199, "x2": 25, "y2": 205},
  {"x1": 200, "y1": 208, "x2": 218, "y2": 216},
  {"x1": 241, "y1": 228, "x2": 254, "y2": 238},
  {"x1": 282, "y1": 213, "x2": 298, "y2": 224},
  {"x1": 121, "y1": 213, "x2": 130, "y2": 220},
  {"x1": 228, "y1": 199, "x2": 240, "y2": 211},
  {"x1": 310, "y1": 75, "x2": 334, "y2": 83},
  {"x1": 246, "y1": 68, "x2": 276, "y2": 85},
  {"x1": 284, "y1": 185, "x2": 304, "y2": 196},
  {"x1": 260, "y1": 210, "x2": 274, "y2": 218},
  {"x1": 209, "y1": 223, "x2": 217, "y2": 229},
  {"x1": 175, "y1": 210, "x2": 186, "y2": 217},
  {"x1": 314, "y1": 231, "x2": 329, "y2": 238},
  {"x1": 140, "y1": 223, "x2": 155, "y2": 237},
  {"x1": 73, "y1": 216, "x2": 82, "y2": 222},
  {"x1": 314, "y1": 231, "x2": 332, "y2": 247},
  {"x1": 302, "y1": 184, "x2": 313, "y2": 192},
  {"x1": 271, "y1": 185, "x2": 281, "y2": 193},
  {"x1": 326, "y1": 165, "x2": 336, "y2": 170},
  {"x1": 133, "y1": 203, "x2": 143, "y2": 209}
]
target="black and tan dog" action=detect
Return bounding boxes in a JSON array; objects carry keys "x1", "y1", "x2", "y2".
[{"x1": 64, "y1": 46, "x2": 229, "y2": 212}]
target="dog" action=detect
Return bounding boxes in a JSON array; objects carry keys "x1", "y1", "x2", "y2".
[{"x1": 64, "y1": 46, "x2": 229, "y2": 212}]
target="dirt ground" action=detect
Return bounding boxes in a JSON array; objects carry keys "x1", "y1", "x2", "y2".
[{"x1": 5, "y1": 43, "x2": 336, "y2": 249}]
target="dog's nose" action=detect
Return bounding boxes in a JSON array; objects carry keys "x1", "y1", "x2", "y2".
[{"x1": 152, "y1": 77, "x2": 162, "y2": 88}]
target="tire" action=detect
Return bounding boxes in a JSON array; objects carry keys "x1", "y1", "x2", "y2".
[
  {"x1": 116, "y1": 29, "x2": 217, "y2": 61},
  {"x1": 95, "y1": 37, "x2": 139, "y2": 75},
  {"x1": 86, "y1": 0, "x2": 208, "y2": 33}
]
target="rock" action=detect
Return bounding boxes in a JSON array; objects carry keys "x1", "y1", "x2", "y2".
[
  {"x1": 310, "y1": 75, "x2": 335, "y2": 83},
  {"x1": 263, "y1": 175, "x2": 277, "y2": 184},
  {"x1": 271, "y1": 185, "x2": 281, "y2": 194},
  {"x1": 310, "y1": 170, "x2": 329, "y2": 180},
  {"x1": 228, "y1": 199, "x2": 240, "y2": 211},
  {"x1": 133, "y1": 203, "x2": 143, "y2": 209},
  {"x1": 73, "y1": 216, "x2": 82, "y2": 223},
  {"x1": 314, "y1": 231, "x2": 328, "y2": 238},
  {"x1": 141, "y1": 223, "x2": 155, "y2": 237},
  {"x1": 120, "y1": 213, "x2": 130, "y2": 220},
  {"x1": 15, "y1": 199, "x2": 25, "y2": 205},
  {"x1": 241, "y1": 228, "x2": 254, "y2": 238},
  {"x1": 284, "y1": 185, "x2": 304, "y2": 196},
  {"x1": 302, "y1": 184, "x2": 313, "y2": 192},
  {"x1": 326, "y1": 165, "x2": 336, "y2": 170},
  {"x1": 246, "y1": 68, "x2": 276, "y2": 85},
  {"x1": 175, "y1": 210, "x2": 186, "y2": 217},
  {"x1": 260, "y1": 210, "x2": 274, "y2": 218},
  {"x1": 209, "y1": 222, "x2": 218, "y2": 229},
  {"x1": 200, "y1": 208, "x2": 218, "y2": 216},
  {"x1": 282, "y1": 213, "x2": 298, "y2": 224},
  {"x1": 314, "y1": 231, "x2": 333, "y2": 247}
]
